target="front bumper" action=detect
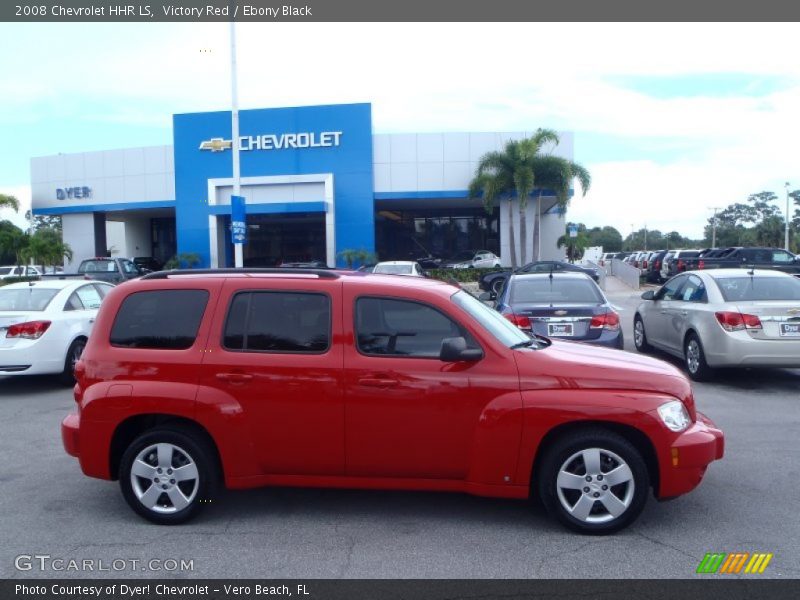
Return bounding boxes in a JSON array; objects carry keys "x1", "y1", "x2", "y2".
[{"x1": 658, "y1": 411, "x2": 724, "y2": 499}]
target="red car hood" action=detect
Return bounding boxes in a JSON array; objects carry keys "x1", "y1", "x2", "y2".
[{"x1": 514, "y1": 339, "x2": 694, "y2": 410}]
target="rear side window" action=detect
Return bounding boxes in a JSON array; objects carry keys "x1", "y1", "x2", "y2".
[
  {"x1": 223, "y1": 291, "x2": 330, "y2": 353},
  {"x1": 110, "y1": 290, "x2": 209, "y2": 349}
]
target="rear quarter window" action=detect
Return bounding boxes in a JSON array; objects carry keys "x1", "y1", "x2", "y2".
[{"x1": 110, "y1": 289, "x2": 209, "y2": 349}]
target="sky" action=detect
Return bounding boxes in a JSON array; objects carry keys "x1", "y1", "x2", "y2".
[{"x1": 0, "y1": 22, "x2": 798, "y2": 239}]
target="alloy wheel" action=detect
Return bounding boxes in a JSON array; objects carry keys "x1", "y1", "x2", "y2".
[
  {"x1": 130, "y1": 443, "x2": 199, "y2": 514},
  {"x1": 686, "y1": 339, "x2": 701, "y2": 374},
  {"x1": 555, "y1": 448, "x2": 635, "y2": 524}
]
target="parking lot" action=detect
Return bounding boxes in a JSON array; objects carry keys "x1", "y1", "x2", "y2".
[{"x1": 1, "y1": 281, "x2": 798, "y2": 580}]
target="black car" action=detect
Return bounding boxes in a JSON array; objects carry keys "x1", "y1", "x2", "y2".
[
  {"x1": 132, "y1": 257, "x2": 162, "y2": 272},
  {"x1": 491, "y1": 272, "x2": 623, "y2": 349},
  {"x1": 479, "y1": 261, "x2": 600, "y2": 295},
  {"x1": 644, "y1": 250, "x2": 669, "y2": 283}
]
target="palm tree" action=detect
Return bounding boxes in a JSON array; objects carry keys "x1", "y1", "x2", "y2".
[
  {"x1": 0, "y1": 194, "x2": 20, "y2": 213},
  {"x1": 529, "y1": 155, "x2": 591, "y2": 262},
  {"x1": 557, "y1": 224, "x2": 590, "y2": 263},
  {"x1": 21, "y1": 228, "x2": 72, "y2": 272},
  {"x1": 468, "y1": 130, "x2": 587, "y2": 267}
]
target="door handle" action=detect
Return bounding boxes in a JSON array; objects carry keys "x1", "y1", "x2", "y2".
[
  {"x1": 358, "y1": 377, "x2": 399, "y2": 388},
  {"x1": 216, "y1": 372, "x2": 254, "y2": 383}
]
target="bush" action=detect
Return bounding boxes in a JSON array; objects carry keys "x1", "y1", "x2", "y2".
[
  {"x1": 0, "y1": 276, "x2": 39, "y2": 287},
  {"x1": 425, "y1": 267, "x2": 506, "y2": 284}
]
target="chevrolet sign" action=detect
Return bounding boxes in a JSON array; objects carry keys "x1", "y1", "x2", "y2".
[{"x1": 199, "y1": 132, "x2": 342, "y2": 152}]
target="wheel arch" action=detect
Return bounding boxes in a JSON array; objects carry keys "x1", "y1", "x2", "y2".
[
  {"x1": 109, "y1": 414, "x2": 223, "y2": 482},
  {"x1": 530, "y1": 420, "x2": 659, "y2": 498}
]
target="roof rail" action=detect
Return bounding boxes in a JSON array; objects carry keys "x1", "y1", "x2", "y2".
[{"x1": 141, "y1": 268, "x2": 340, "y2": 280}]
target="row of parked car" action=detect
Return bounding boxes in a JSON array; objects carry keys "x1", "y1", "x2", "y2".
[{"x1": 601, "y1": 246, "x2": 800, "y2": 284}]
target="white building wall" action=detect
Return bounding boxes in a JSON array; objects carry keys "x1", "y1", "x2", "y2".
[{"x1": 61, "y1": 214, "x2": 97, "y2": 269}]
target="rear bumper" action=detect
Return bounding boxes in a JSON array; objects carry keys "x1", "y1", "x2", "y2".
[
  {"x1": 61, "y1": 412, "x2": 80, "y2": 458},
  {"x1": 0, "y1": 342, "x2": 63, "y2": 375},
  {"x1": 658, "y1": 411, "x2": 724, "y2": 499},
  {"x1": 703, "y1": 329, "x2": 800, "y2": 368}
]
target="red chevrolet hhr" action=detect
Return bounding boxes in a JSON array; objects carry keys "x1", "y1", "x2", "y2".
[{"x1": 62, "y1": 269, "x2": 724, "y2": 534}]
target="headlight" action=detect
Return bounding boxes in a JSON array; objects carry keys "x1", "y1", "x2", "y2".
[{"x1": 657, "y1": 400, "x2": 691, "y2": 432}]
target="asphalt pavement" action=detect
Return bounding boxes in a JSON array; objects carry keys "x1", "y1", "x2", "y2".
[{"x1": 1, "y1": 279, "x2": 798, "y2": 579}]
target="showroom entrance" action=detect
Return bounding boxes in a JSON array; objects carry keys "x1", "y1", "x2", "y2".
[{"x1": 216, "y1": 213, "x2": 327, "y2": 267}]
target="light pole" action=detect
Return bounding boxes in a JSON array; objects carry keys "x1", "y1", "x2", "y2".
[
  {"x1": 230, "y1": 21, "x2": 243, "y2": 268},
  {"x1": 643, "y1": 223, "x2": 648, "y2": 251},
  {"x1": 709, "y1": 207, "x2": 721, "y2": 248},
  {"x1": 785, "y1": 182, "x2": 791, "y2": 251}
]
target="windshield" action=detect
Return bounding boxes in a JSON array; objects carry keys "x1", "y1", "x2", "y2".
[
  {"x1": 0, "y1": 288, "x2": 59, "y2": 311},
  {"x1": 451, "y1": 290, "x2": 530, "y2": 348},
  {"x1": 374, "y1": 264, "x2": 413, "y2": 275},
  {"x1": 715, "y1": 276, "x2": 800, "y2": 302},
  {"x1": 510, "y1": 278, "x2": 604, "y2": 304}
]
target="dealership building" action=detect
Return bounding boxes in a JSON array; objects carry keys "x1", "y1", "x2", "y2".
[{"x1": 30, "y1": 103, "x2": 571, "y2": 269}]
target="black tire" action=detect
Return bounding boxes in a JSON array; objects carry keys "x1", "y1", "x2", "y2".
[
  {"x1": 59, "y1": 337, "x2": 86, "y2": 385},
  {"x1": 633, "y1": 315, "x2": 652, "y2": 353},
  {"x1": 491, "y1": 277, "x2": 506, "y2": 295},
  {"x1": 684, "y1": 332, "x2": 713, "y2": 382},
  {"x1": 119, "y1": 427, "x2": 217, "y2": 525},
  {"x1": 537, "y1": 428, "x2": 649, "y2": 535}
]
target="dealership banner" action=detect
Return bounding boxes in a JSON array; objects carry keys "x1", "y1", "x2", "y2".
[
  {"x1": 4, "y1": 580, "x2": 800, "y2": 600},
  {"x1": 3, "y1": 0, "x2": 800, "y2": 22}
]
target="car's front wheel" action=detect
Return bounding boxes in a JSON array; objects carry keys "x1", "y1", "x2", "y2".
[
  {"x1": 119, "y1": 428, "x2": 216, "y2": 525},
  {"x1": 538, "y1": 429, "x2": 649, "y2": 534}
]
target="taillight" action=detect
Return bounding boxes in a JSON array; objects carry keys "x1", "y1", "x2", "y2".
[
  {"x1": 677, "y1": 259, "x2": 685, "y2": 271},
  {"x1": 504, "y1": 313, "x2": 531, "y2": 330},
  {"x1": 698, "y1": 260, "x2": 705, "y2": 269},
  {"x1": 655, "y1": 260, "x2": 661, "y2": 269},
  {"x1": 590, "y1": 311, "x2": 620, "y2": 331},
  {"x1": 643, "y1": 260, "x2": 649, "y2": 269},
  {"x1": 715, "y1": 311, "x2": 762, "y2": 332},
  {"x1": 6, "y1": 320, "x2": 51, "y2": 339}
]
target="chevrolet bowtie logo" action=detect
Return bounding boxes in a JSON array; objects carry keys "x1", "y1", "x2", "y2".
[{"x1": 199, "y1": 137, "x2": 232, "y2": 152}]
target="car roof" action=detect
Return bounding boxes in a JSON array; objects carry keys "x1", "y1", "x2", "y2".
[
  {"x1": 701, "y1": 268, "x2": 795, "y2": 279},
  {"x1": 0, "y1": 279, "x2": 100, "y2": 291},
  {"x1": 511, "y1": 272, "x2": 592, "y2": 281}
]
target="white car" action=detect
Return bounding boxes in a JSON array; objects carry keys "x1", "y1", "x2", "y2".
[
  {"x1": 372, "y1": 261, "x2": 426, "y2": 277},
  {"x1": 0, "y1": 265, "x2": 41, "y2": 279},
  {"x1": 0, "y1": 279, "x2": 114, "y2": 381},
  {"x1": 444, "y1": 250, "x2": 502, "y2": 269}
]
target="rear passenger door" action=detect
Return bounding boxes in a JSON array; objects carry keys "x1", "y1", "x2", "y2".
[{"x1": 200, "y1": 278, "x2": 345, "y2": 476}]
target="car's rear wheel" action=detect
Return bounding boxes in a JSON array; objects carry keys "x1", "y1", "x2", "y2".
[
  {"x1": 684, "y1": 332, "x2": 713, "y2": 381},
  {"x1": 59, "y1": 337, "x2": 86, "y2": 385},
  {"x1": 633, "y1": 316, "x2": 651, "y2": 352},
  {"x1": 119, "y1": 428, "x2": 216, "y2": 525},
  {"x1": 538, "y1": 429, "x2": 649, "y2": 534},
  {"x1": 491, "y1": 278, "x2": 506, "y2": 295}
]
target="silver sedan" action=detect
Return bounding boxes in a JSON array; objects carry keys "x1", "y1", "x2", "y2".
[{"x1": 633, "y1": 269, "x2": 800, "y2": 380}]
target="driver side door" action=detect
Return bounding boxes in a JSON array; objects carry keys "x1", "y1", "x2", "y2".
[
  {"x1": 647, "y1": 275, "x2": 688, "y2": 348},
  {"x1": 342, "y1": 288, "x2": 519, "y2": 480}
]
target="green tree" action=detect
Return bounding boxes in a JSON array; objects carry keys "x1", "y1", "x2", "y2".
[
  {"x1": 25, "y1": 209, "x2": 62, "y2": 232},
  {"x1": 21, "y1": 228, "x2": 72, "y2": 271},
  {"x1": 469, "y1": 133, "x2": 592, "y2": 267},
  {"x1": 164, "y1": 253, "x2": 201, "y2": 269},
  {"x1": 337, "y1": 248, "x2": 376, "y2": 269},
  {"x1": 557, "y1": 223, "x2": 591, "y2": 262},
  {"x1": 0, "y1": 220, "x2": 29, "y2": 265},
  {"x1": 0, "y1": 194, "x2": 20, "y2": 213},
  {"x1": 586, "y1": 226, "x2": 623, "y2": 252}
]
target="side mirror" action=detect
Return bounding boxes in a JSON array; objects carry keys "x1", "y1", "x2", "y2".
[
  {"x1": 641, "y1": 290, "x2": 655, "y2": 300},
  {"x1": 478, "y1": 291, "x2": 495, "y2": 302},
  {"x1": 440, "y1": 337, "x2": 483, "y2": 362}
]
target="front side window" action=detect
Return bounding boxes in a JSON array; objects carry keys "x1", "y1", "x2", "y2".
[
  {"x1": 356, "y1": 296, "x2": 479, "y2": 358},
  {"x1": 223, "y1": 291, "x2": 330, "y2": 353},
  {"x1": 657, "y1": 276, "x2": 686, "y2": 301},
  {"x1": 120, "y1": 259, "x2": 139, "y2": 274},
  {"x1": 110, "y1": 289, "x2": 209, "y2": 349},
  {"x1": 772, "y1": 250, "x2": 795, "y2": 263}
]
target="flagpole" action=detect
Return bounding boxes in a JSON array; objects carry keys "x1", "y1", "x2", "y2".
[{"x1": 230, "y1": 20, "x2": 243, "y2": 268}]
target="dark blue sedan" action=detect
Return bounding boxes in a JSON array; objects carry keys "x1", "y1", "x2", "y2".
[{"x1": 492, "y1": 272, "x2": 624, "y2": 349}]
